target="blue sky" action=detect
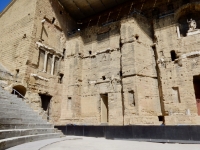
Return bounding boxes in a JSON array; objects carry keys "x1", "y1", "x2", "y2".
[{"x1": 0, "y1": 0, "x2": 12, "y2": 12}]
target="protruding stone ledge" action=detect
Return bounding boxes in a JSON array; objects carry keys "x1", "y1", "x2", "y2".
[
  {"x1": 36, "y1": 42, "x2": 63, "y2": 57},
  {"x1": 83, "y1": 48, "x2": 120, "y2": 59},
  {"x1": 30, "y1": 74, "x2": 49, "y2": 82}
]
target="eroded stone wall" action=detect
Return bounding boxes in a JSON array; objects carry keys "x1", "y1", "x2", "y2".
[
  {"x1": 59, "y1": 15, "x2": 162, "y2": 125},
  {"x1": 1, "y1": 0, "x2": 200, "y2": 126},
  {"x1": 0, "y1": 0, "x2": 37, "y2": 75},
  {"x1": 154, "y1": 2, "x2": 200, "y2": 124}
]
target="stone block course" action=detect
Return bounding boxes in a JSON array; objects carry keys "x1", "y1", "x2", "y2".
[{"x1": 1, "y1": 0, "x2": 200, "y2": 130}]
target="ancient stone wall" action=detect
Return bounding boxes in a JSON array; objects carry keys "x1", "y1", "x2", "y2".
[
  {"x1": 24, "y1": 0, "x2": 77, "y2": 122},
  {"x1": 59, "y1": 14, "x2": 162, "y2": 125},
  {"x1": 154, "y1": 3, "x2": 200, "y2": 125},
  {"x1": 121, "y1": 16, "x2": 162, "y2": 125},
  {"x1": 1, "y1": 0, "x2": 200, "y2": 126},
  {"x1": 0, "y1": 0, "x2": 37, "y2": 76}
]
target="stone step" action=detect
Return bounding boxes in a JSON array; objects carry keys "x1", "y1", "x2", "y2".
[
  {"x1": 0, "y1": 98, "x2": 27, "y2": 104},
  {"x1": 0, "y1": 118, "x2": 47, "y2": 124},
  {"x1": 0, "y1": 86, "x2": 62, "y2": 148},
  {"x1": 0, "y1": 99, "x2": 28, "y2": 107},
  {"x1": 0, "y1": 112, "x2": 42, "y2": 121},
  {"x1": 0, "y1": 105, "x2": 32, "y2": 111},
  {"x1": 0, "y1": 124, "x2": 53, "y2": 130},
  {"x1": 1, "y1": 97, "x2": 27, "y2": 101},
  {"x1": 0, "y1": 108, "x2": 36, "y2": 114},
  {"x1": 0, "y1": 128, "x2": 56, "y2": 139},
  {"x1": 0, "y1": 112, "x2": 40, "y2": 118},
  {"x1": 0, "y1": 114, "x2": 44, "y2": 121},
  {"x1": 0, "y1": 94, "x2": 18, "y2": 100},
  {"x1": 0, "y1": 133, "x2": 61, "y2": 150}
]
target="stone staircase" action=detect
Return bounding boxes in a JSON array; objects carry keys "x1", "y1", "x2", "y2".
[{"x1": 0, "y1": 86, "x2": 63, "y2": 150}]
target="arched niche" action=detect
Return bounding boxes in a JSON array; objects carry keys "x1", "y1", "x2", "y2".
[
  {"x1": 174, "y1": 2, "x2": 200, "y2": 37},
  {"x1": 12, "y1": 85, "x2": 26, "y2": 97}
]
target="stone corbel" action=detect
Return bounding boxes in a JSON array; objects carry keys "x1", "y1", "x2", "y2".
[{"x1": 30, "y1": 73, "x2": 49, "y2": 81}]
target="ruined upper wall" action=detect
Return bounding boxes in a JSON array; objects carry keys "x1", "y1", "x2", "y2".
[{"x1": 0, "y1": 0, "x2": 37, "y2": 75}]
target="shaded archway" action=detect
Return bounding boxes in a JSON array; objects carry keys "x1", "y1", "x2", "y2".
[
  {"x1": 12, "y1": 85, "x2": 26, "y2": 98},
  {"x1": 174, "y1": 2, "x2": 200, "y2": 21},
  {"x1": 174, "y1": 3, "x2": 200, "y2": 37}
]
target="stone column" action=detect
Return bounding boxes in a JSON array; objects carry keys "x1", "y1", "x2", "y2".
[
  {"x1": 43, "y1": 51, "x2": 49, "y2": 72},
  {"x1": 51, "y1": 55, "x2": 55, "y2": 75},
  {"x1": 176, "y1": 25, "x2": 181, "y2": 39},
  {"x1": 58, "y1": 57, "x2": 62, "y2": 73}
]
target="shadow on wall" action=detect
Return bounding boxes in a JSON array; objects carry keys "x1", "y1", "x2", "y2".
[{"x1": 50, "y1": 0, "x2": 78, "y2": 39}]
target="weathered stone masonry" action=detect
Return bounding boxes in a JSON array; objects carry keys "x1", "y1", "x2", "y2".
[{"x1": 1, "y1": 0, "x2": 200, "y2": 126}]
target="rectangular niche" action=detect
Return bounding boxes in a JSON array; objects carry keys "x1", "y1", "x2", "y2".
[
  {"x1": 100, "y1": 94, "x2": 108, "y2": 123},
  {"x1": 128, "y1": 91, "x2": 135, "y2": 106},
  {"x1": 172, "y1": 87, "x2": 181, "y2": 103}
]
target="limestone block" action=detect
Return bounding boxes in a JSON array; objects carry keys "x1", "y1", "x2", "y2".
[
  {"x1": 165, "y1": 116, "x2": 200, "y2": 125},
  {"x1": 124, "y1": 116, "x2": 161, "y2": 125}
]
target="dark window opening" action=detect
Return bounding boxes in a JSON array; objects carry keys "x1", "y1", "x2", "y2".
[
  {"x1": 16, "y1": 69, "x2": 19, "y2": 78},
  {"x1": 158, "y1": 116, "x2": 164, "y2": 122},
  {"x1": 89, "y1": 51, "x2": 92, "y2": 55},
  {"x1": 170, "y1": 50, "x2": 177, "y2": 61},
  {"x1": 62, "y1": 49, "x2": 66, "y2": 60},
  {"x1": 52, "y1": 17, "x2": 55, "y2": 24},
  {"x1": 59, "y1": 73, "x2": 64, "y2": 84},
  {"x1": 23, "y1": 34, "x2": 26, "y2": 38},
  {"x1": 135, "y1": 35, "x2": 139, "y2": 40},
  {"x1": 102, "y1": 76, "x2": 106, "y2": 80},
  {"x1": 68, "y1": 97, "x2": 72, "y2": 100}
]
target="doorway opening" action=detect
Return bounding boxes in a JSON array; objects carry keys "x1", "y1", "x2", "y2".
[
  {"x1": 39, "y1": 94, "x2": 52, "y2": 120},
  {"x1": 193, "y1": 76, "x2": 200, "y2": 115},
  {"x1": 100, "y1": 94, "x2": 108, "y2": 124}
]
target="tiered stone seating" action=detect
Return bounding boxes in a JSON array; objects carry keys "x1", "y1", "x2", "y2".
[{"x1": 0, "y1": 86, "x2": 62, "y2": 150}]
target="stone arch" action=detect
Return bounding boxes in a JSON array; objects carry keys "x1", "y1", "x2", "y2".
[
  {"x1": 174, "y1": 2, "x2": 200, "y2": 37},
  {"x1": 174, "y1": 2, "x2": 200, "y2": 21},
  {"x1": 12, "y1": 85, "x2": 26, "y2": 97}
]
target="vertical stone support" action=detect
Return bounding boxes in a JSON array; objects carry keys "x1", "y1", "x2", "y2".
[
  {"x1": 43, "y1": 51, "x2": 49, "y2": 72},
  {"x1": 58, "y1": 57, "x2": 62, "y2": 73},
  {"x1": 176, "y1": 25, "x2": 181, "y2": 39},
  {"x1": 51, "y1": 55, "x2": 55, "y2": 75}
]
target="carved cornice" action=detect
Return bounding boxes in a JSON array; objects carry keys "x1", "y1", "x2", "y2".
[{"x1": 36, "y1": 42, "x2": 63, "y2": 57}]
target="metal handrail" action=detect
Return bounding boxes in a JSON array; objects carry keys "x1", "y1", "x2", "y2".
[
  {"x1": 12, "y1": 89, "x2": 26, "y2": 99},
  {"x1": 12, "y1": 89, "x2": 51, "y2": 122}
]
